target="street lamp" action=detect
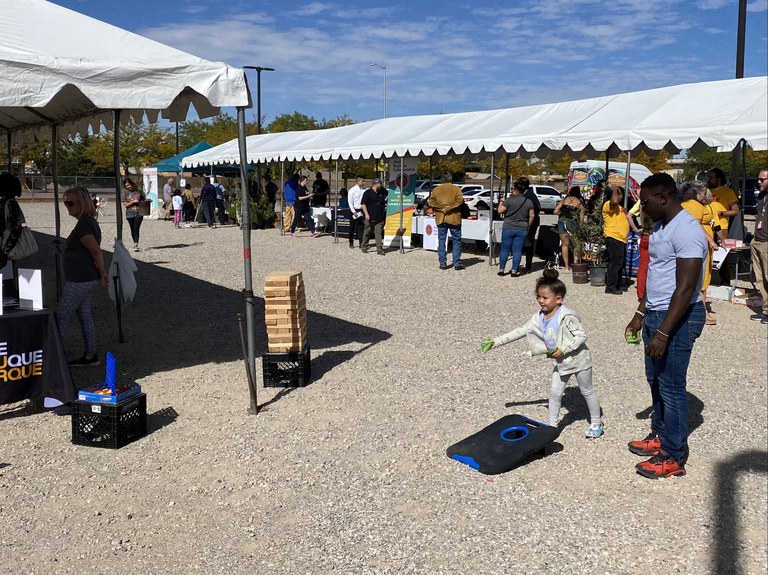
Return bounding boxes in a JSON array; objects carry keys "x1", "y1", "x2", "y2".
[
  {"x1": 370, "y1": 63, "x2": 387, "y2": 118},
  {"x1": 243, "y1": 66, "x2": 276, "y2": 134}
]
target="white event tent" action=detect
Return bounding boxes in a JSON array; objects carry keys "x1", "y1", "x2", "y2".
[
  {"x1": 181, "y1": 77, "x2": 767, "y2": 168},
  {"x1": 1, "y1": 0, "x2": 262, "y2": 409}
]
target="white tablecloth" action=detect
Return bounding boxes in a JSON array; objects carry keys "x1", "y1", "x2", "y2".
[{"x1": 411, "y1": 216, "x2": 502, "y2": 242}]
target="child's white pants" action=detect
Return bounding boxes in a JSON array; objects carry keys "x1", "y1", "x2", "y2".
[{"x1": 549, "y1": 367, "x2": 601, "y2": 426}]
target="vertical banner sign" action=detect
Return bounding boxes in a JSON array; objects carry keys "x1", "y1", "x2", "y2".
[
  {"x1": 141, "y1": 167, "x2": 160, "y2": 219},
  {"x1": 384, "y1": 157, "x2": 417, "y2": 248}
]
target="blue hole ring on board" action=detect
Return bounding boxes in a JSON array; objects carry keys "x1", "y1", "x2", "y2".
[{"x1": 499, "y1": 426, "x2": 530, "y2": 442}]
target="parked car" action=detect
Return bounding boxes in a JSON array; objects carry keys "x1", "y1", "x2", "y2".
[
  {"x1": 528, "y1": 185, "x2": 564, "y2": 213},
  {"x1": 462, "y1": 188, "x2": 500, "y2": 211}
]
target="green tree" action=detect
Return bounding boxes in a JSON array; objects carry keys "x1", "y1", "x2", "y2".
[
  {"x1": 57, "y1": 135, "x2": 110, "y2": 176},
  {"x1": 179, "y1": 113, "x2": 257, "y2": 149},
  {"x1": 85, "y1": 119, "x2": 175, "y2": 177},
  {"x1": 683, "y1": 147, "x2": 768, "y2": 181},
  {"x1": 266, "y1": 112, "x2": 321, "y2": 134}
]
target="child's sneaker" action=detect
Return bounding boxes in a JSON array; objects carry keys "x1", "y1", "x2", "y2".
[{"x1": 585, "y1": 423, "x2": 604, "y2": 438}]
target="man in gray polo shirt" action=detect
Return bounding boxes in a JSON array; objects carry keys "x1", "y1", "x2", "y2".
[{"x1": 624, "y1": 173, "x2": 707, "y2": 480}]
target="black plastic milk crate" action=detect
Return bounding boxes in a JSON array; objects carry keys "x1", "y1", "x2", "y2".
[
  {"x1": 71, "y1": 393, "x2": 147, "y2": 449},
  {"x1": 262, "y1": 346, "x2": 312, "y2": 387}
]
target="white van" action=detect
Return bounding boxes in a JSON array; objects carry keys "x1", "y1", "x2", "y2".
[{"x1": 567, "y1": 160, "x2": 653, "y2": 202}]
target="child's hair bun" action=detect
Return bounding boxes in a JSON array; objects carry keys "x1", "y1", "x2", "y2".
[{"x1": 542, "y1": 268, "x2": 560, "y2": 280}]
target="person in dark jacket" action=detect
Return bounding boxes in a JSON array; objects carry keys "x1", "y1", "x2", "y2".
[
  {"x1": 521, "y1": 178, "x2": 541, "y2": 274},
  {"x1": 199, "y1": 177, "x2": 217, "y2": 229}
]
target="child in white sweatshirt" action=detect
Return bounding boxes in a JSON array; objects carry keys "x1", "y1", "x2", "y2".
[{"x1": 483, "y1": 268, "x2": 604, "y2": 438}]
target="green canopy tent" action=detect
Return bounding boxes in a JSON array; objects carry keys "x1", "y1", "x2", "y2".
[{"x1": 154, "y1": 142, "x2": 213, "y2": 173}]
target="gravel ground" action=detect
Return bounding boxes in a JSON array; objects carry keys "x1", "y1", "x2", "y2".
[{"x1": 1, "y1": 202, "x2": 766, "y2": 575}]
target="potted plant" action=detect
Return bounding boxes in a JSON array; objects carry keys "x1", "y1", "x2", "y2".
[
  {"x1": 569, "y1": 232, "x2": 590, "y2": 284},
  {"x1": 228, "y1": 194, "x2": 275, "y2": 228},
  {"x1": 575, "y1": 215, "x2": 608, "y2": 286}
]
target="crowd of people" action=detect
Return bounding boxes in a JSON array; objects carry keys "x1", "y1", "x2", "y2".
[{"x1": 1, "y1": 167, "x2": 765, "y2": 443}]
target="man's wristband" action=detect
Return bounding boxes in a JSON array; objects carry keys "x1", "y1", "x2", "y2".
[
  {"x1": 634, "y1": 310, "x2": 645, "y2": 318},
  {"x1": 655, "y1": 329, "x2": 669, "y2": 339}
]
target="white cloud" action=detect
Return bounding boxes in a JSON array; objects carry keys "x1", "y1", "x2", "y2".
[
  {"x1": 134, "y1": 0, "x2": 765, "y2": 122},
  {"x1": 697, "y1": 0, "x2": 731, "y2": 8},
  {"x1": 747, "y1": 0, "x2": 768, "y2": 11}
]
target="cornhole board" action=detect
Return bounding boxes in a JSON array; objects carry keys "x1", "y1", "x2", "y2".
[{"x1": 447, "y1": 414, "x2": 561, "y2": 475}]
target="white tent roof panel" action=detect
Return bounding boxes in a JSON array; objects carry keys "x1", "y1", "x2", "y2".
[
  {"x1": 0, "y1": 0, "x2": 249, "y2": 140},
  {"x1": 182, "y1": 77, "x2": 767, "y2": 168}
]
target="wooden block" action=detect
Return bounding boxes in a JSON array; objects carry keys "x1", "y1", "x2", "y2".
[
  {"x1": 267, "y1": 334, "x2": 308, "y2": 345},
  {"x1": 264, "y1": 316, "x2": 307, "y2": 327},
  {"x1": 264, "y1": 272, "x2": 303, "y2": 287},
  {"x1": 266, "y1": 324, "x2": 307, "y2": 335},
  {"x1": 264, "y1": 298, "x2": 306, "y2": 311},
  {"x1": 264, "y1": 305, "x2": 307, "y2": 316},
  {"x1": 268, "y1": 343, "x2": 306, "y2": 353},
  {"x1": 264, "y1": 293, "x2": 306, "y2": 305},
  {"x1": 264, "y1": 285, "x2": 305, "y2": 298}
]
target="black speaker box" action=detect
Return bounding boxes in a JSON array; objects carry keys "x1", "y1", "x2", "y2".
[{"x1": 447, "y1": 414, "x2": 561, "y2": 475}]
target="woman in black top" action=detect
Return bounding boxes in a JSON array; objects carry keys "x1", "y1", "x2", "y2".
[
  {"x1": 58, "y1": 186, "x2": 108, "y2": 367},
  {"x1": 554, "y1": 187, "x2": 586, "y2": 271}
]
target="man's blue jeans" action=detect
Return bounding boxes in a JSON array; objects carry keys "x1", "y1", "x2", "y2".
[
  {"x1": 437, "y1": 224, "x2": 462, "y2": 268},
  {"x1": 642, "y1": 301, "x2": 705, "y2": 464},
  {"x1": 499, "y1": 228, "x2": 528, "y2": 273}
]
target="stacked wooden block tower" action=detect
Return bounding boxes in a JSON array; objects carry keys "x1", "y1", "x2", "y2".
[{"x1": 264, "y1": 271, "x2": 307, "y2": 353}]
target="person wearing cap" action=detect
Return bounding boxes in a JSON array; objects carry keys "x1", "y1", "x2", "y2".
[
  {"x1": 427, "y1": 172, "x2": 465, "y2": 270},
  {"x1": 360, "y1": 178, "x2": 388, "y2": 255}
]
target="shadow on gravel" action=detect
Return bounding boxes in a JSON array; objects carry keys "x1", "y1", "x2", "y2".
[
  {"x1": 26, "y1": 230, "x2": 391, "y2": 399},
  {"x1": 633, "y1": 391, "x2": 705, "y2": 435},
  {"x1": 712, "y1": 449, "x2": 768, "y2": 575},
  {"x1": 147, "y1": 406, "x2": 180, "y2": 434}
]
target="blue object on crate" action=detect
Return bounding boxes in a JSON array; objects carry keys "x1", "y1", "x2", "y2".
[{"x1": 77, "y1": 352, "x2": 141, "y2": 404}]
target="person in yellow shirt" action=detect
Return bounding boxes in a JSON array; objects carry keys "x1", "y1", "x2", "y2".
[
  {"x1": 708, "y1": 168, "x2": 741, "y2": 285},
  {"x1": 681, "y1": 181, "x2": 720, "y2": 325},
  {"x1": 602, "y1": 186, "x2": 630, "y2": 295}
]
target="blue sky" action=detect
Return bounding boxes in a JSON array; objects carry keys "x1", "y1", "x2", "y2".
[{"x1": 51, "y1": 0, "x2": 767, "y2": 126}]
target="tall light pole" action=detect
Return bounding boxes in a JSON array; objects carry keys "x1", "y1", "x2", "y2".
[
  {"x1": 243, "y1": 66, "x2": 276, "y2": 201},
  {"x1": 370, "y1": 63, "x2": 387, "y2": 118},
  {"x1": 243, "y1": 66, "x2": 276, "y2": 134}
]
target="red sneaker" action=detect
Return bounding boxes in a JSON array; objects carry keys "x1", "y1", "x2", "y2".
[
  {"x1": 635, "y1": 452, "x2": 686, "y2": 479},
  {"x1": 628, "y1": 432, "x2": 661, "y2": 456}
]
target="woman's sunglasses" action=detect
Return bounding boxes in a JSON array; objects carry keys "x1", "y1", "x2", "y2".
[{"x1": 63, "y1": 200, "x2": 75, "y2": 207}]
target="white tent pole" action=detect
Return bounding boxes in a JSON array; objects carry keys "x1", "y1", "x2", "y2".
[
  {"x1": 51, "y1": 123, "x2": 64, "y2": 298},
  {"x1": 334, "y1": 159, "x2": 339, "y2": 243},
  {"x1": 489, "y1": 155, "x2": 495, "y2": 266},
  {"x1": 113, "y1": 110, "x2": 124, "y2": 241},
  {"x1": 280, "y1": 162, "x2": 285, "y2": 235},
  {"x1": 112, "y1": 109, "x2": 125, "y2": 343},
  {"x1": 237, "y1": 106, "x2": 258, "y2": 414},
  {"x1": 399, "y1": 156, "x2": 404, "y2": 254},
  {"x1": 624, "y1": 151, "x2": 632, "y2": 209}
]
